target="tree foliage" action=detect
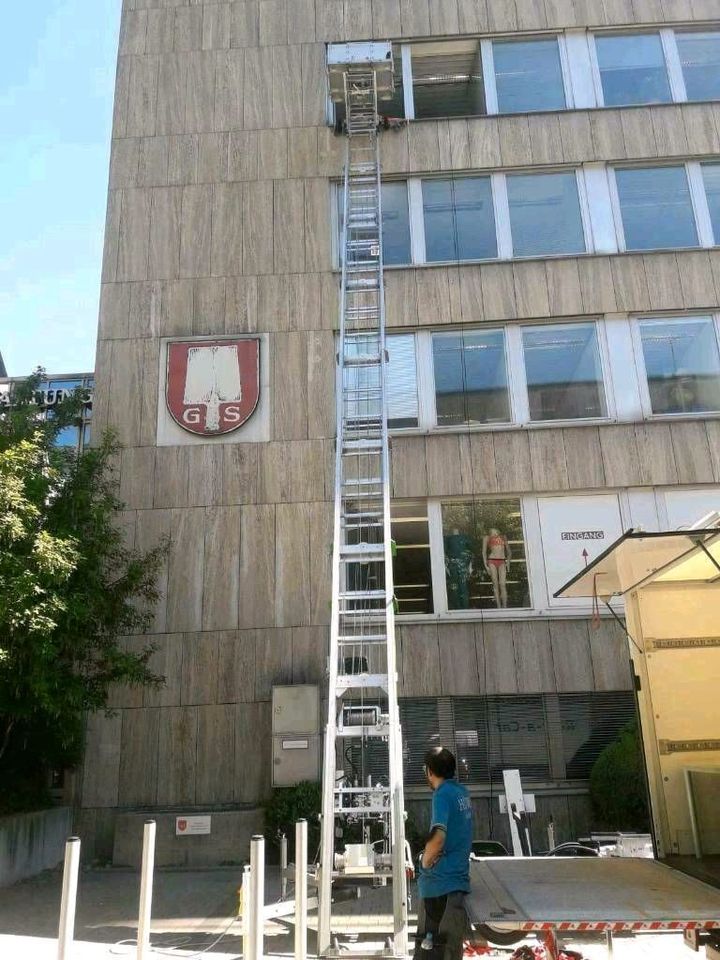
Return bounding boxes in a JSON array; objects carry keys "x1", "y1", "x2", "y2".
[
  {"x1": 589, "y1": 721, "x2": 650, "y2": 832},
  {"x1": 0, "y1": 373, "x2": 166, "y2": 813}
]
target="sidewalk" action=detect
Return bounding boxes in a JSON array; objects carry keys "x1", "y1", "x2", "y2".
[{"x1": 0, "y1": 866, "x2": 693, "y2": 959}]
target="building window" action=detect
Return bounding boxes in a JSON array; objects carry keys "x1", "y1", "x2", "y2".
[
  {"x1": 441, "y1": 499, "x2": 530, "y2": 611},
  {"x1": 387, "y1": 334, "x2": 419, "y2": 429},
  {"x1": 55, "y1": 425, "x2": 81, "y2": 448},
  {"x1": 399, "y1": 693, "x2": 636, "y2": 786},
  {"x1": 492, "y1": 38, "x2": 566, "y2": 114},
  {"x1": 381, "y1": 182, "x2": 411, "y2": 266},
  {"x1": 411, "y1": 41, "x2": 485, "y2": 119},
  {"x1": 422, "y1": 177, "x2": 497, "y2": 263},
  {"x1": 615, "y1": 166, "x2": 698, "y2": 251},
  {"x1": 557, "y1": 693, "x2": 637, "y2": 779},
  {"x1": 702, "y1": 163, "x2": 720, "y2": 244},
  {"x1": 638, "y1": 317, "x2": 720, "y2": 415},
  {"x1": 432, "y1": 330, "x2": 510, "y2": 427},
  {"x1": 507, "y1": 172, "x2": 585, "y2": 257},
  {"x1": 392, "y1": 501, "x2": 433, "y2": 614},
  {"x1": 676, "y1": 31, "x2": 720, "y2": 102},
  {"x1": 338, "y1": 182, "x2": 411, "y2": 267},
  {"x1": 522, "y1": 323, "x2": 607, "y2": 421},
  {"x1": 594, "y1": 33, "x2": 671, "y2": 106}
]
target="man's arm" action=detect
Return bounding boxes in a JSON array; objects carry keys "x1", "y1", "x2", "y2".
[{"x1": 421, "y1": 826, "x2": 446, "y2": 869}]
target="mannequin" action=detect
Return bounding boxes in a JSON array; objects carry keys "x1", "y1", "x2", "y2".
[
  {"x1": 443, "y1": 526, "x2": 474, "y2": 609},
  {"x1": 482, "y1": 527, "x2": 511, "y2": 608}
]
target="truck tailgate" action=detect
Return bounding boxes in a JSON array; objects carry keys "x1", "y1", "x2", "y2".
[{"x1": 467, "y1": 857, "x2": 720, "y2": 930}]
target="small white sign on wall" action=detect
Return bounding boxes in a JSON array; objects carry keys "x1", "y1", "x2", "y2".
[
  {"x1": 538, "y1": 494, "x2": 623, "y2": 604},
  {"x1": 176, "y1": 815, "x2": 212, "y2": 836}
]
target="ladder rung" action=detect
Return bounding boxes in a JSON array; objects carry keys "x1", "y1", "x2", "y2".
[
  {"x1": 343, "y1": 355, "x2": 382, "y2": 367},
  {"x1": 340, "y1": 553, "x2": 384, "y2": 565},
  {"x1": 336, "y1": 674, "x2": 389, "y2": 691},
  {"x1": 343, "y1": 439, "x2": 383, "y2": 450},
  {"x1": 338, "y1": 634, "x2": 387, "y2": 644},
  {"x1": 338, "y1": 589, "x2": 386, "y2": 600}
]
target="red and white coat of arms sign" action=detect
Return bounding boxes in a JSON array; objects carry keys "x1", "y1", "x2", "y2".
[{"x1": 166, "y1": 338, "x2": 260, "y2": 436}]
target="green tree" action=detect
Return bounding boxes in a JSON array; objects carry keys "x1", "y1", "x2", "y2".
[
  {"x1": 0, "y1": 373, "x2": 166, "y2": 813},
  {"x1": 589, "y1": 721, "x2": 650, "y2": 832}
]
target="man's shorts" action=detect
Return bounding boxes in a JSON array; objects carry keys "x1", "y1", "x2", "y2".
[{"x1": 413, "y1": 891, "x2": 468, "y2": 960}]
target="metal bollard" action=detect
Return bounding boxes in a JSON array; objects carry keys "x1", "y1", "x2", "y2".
[
  {"x1": 295, "y1": 820, "x2": 308, "y2": 960},
  {"x1": 57, "y1": 837, "x2": 81, "y2": 960},
  {"x1": 249, "y1": 834, "x2": 265, "y2": 960},
  {"x1": 280, "y1": 833, "x2": 288, "y2": 900},
  {"x1": 137, "y1": 820, "x2": 156, "y2": 960}
]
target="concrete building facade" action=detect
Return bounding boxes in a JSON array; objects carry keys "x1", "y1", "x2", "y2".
[{"x1": 82, "y1": 0, "x2": 720, "y2": 865}]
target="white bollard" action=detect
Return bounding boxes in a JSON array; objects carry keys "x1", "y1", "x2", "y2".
[
  {"x1": 280, "y1": 833, "x2": 288, "y2": 900},
  {"x1": 137, "y1": 820, "x2": 156, "y2": 960},
  {"x1": 57, "y1": 836, "x2": 81, "y2": 960},
  {"x1": 243, "y1": 864, "x2": 253, "y2": 960},
  {"x1": 249, "y1": 834, "x2": 265, "y2": 960},
  {"x1": 295, "y1": 820, "x2": 308, "y2": 960}
]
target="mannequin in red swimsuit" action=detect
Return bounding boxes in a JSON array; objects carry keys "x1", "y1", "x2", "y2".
[{"x1": 482, "y1": 527, "x2": 511, "y2": 608}]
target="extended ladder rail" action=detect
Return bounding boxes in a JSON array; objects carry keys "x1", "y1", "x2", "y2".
[{"x1": 318, "y1": 59, "x2": 409, "y2": 958}]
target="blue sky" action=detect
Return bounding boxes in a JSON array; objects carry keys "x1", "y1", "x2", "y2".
[{"x1": 0, "y1": 0, "x2": 120, "y2": 376}]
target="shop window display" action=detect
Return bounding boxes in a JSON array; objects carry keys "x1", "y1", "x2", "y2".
[{"x1": 441, "y1": 499, "x2": 530, "y2": 610}]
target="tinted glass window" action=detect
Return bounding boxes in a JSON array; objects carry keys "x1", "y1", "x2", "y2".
[
  {"x1": 432, "y1": 330, "x2": 509, "y2": 427},
  {"x1": 523, "y1": 323, "x2": 607, "y2": 421},
  {"x1": 441, "y1": 499, "x2": 530, "y2": 611},
  {"x1": 676, "y1": 31, "x2": 720, "y2": 102},
  {"x1": 702, "y1": 163, "x2": 720, "y2": 244},
  {"x1": 639, "y1": 317, "x2": 720, "y2": 414},
  {"x1": 507, "y1": 172, "x2": 585, "y2": 257},
  {"x1": 381, "y1": 182, "x2": 411, "y2": 265},
  {"x1": 412, "y1": 41, "x2": 485, "y2": 119},
  {"x1": 595, "y1": 33, "x2": 671, "y2": 105},
  {"x1": 493, "y1": 38, "x2": 566, "y2": 113},
  {"x1": 615, "y1": 166, "x2": 698, "y2": 251},
  {"x1": 422, "y1": 177, "x2": 497, "y2": 262}
]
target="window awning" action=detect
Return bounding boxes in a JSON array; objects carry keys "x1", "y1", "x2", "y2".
[{"x1": 554, "y1": 527, "x2": 720, "y2": 600}]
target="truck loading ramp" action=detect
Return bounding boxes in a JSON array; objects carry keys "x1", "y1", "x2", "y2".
[{"x1": 466, "y1": 857, "x2": 720, "y2": 932}]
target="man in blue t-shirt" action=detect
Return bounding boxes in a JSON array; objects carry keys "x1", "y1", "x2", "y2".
[{"x1": 414, "y1": 747, "x2": 473, "y2": 960}]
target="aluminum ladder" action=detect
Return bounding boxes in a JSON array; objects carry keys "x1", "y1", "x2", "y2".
[{"x1": 318, "y1": 55, "x2": 409, "y2": 959}]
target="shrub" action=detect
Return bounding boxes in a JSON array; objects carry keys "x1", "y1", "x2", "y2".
[
  {"x1": 589, "y1": 721, "x2": 650, "y2": 832},
  {"x1": 263, "y1": 781, "x2": 322, "y2": 860}
]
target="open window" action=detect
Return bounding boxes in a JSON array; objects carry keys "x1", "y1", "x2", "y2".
[{"x1": 410, "y1": 40, "x2": 485, "y2": 119}]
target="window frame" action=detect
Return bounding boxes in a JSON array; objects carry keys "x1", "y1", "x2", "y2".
[
  {"x1": 428, "y1": 326, "x2": 515, "y2": 430},
  {"x1": 630, "y1": 312, "x2": 720, "y2": 420},
  {"x1": 517, "y1": 319, "x2": 613, "y2": 425},
  {"x1": 672, "y1": 27, "x2": 720, "y2": 104},
  {"x1": 428, "y1": 495, "x2": 536, "y2": 616},
  {"x1": 487, "y1": 33, "x2": 572, "y2": 116},
  {"x1": 608, "y1": 161, "x2": 708, "y2": 253},
  {"x1": 588, "y1": 28, "x2": 675, "y2": 108}
]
